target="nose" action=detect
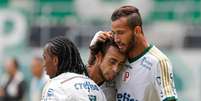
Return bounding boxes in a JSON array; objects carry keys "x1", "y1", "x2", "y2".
[
  {"x1": 42, "y1": 62, "x2": 46, "y2": 69},
  {"x1": 112, "y1": 65, "x2": 119, "y2": 74},
  {"x1": 114, "y1": 34, "x2": 120, "y2": 43}
]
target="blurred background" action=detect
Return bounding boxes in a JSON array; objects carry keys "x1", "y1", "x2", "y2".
[{"x1": 0, "y1": 0, "x2": 200, "y2": 101}]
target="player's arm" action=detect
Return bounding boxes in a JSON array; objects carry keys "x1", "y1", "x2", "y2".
[{"x1": 154, "y1": 59, "x2": 178, "y2": 101}]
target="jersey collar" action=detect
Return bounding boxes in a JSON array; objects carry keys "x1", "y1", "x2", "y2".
[{"x1": 128, "y1": 44, "x2": 153, "y2": 63}]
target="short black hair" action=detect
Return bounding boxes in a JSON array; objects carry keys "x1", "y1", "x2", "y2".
[
  {"x1": 46, "y1": 36, "x2": 85, "y2": 76},
  {"x1": 111, "y1": 5, "x2": 142, "y2": 30},
  {"x1": 88, "y1": 38, "x2": 121, "y2": 65}
]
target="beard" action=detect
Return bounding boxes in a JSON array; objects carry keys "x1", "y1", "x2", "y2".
[
  {"x1": 126, "y1": 33, "x2": 136, "y2": 53},
  {"x1": 97, "y1": 65, "x2": 107, "y2": 80}
]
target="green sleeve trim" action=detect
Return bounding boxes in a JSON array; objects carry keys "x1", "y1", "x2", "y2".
[{"x1": 163, "y1": 96, "x2": 177, "y2": 101}]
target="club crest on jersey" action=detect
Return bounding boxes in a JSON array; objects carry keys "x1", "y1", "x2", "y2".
[{"x1": 123, "y1": 71, "x2": 130, "y2": 82}]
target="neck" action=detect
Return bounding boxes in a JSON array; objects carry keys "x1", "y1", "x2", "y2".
[
  {"x1": 11, "y1": 70, "x2": 17, "y2": 77},
  {"x1": 87, "y1": 65, "x2": 104, "y2": 85},
  {"x1": 128, "y1": 34, "x2": 149, "y2": 59}
]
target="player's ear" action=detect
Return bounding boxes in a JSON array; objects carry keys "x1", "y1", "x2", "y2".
[
  {"x1": 53, "y1": 55, "x2": 59, "y2": 67},
  {"x1": 95, "y1": 52, "x2": 103, "y2": 65},
  {"x1": 134, "y1": 26, "x2": 142, "y2": 35}
]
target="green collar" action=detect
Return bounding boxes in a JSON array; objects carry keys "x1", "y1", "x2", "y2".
[{"x1": 128, "y1": 44, "x2": 153, "y2": 63}]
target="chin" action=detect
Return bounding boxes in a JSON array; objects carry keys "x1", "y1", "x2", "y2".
[
  {"x1": 49, "y1": 75, "x2": 55, "y2": 79},
  {"x1": 106, "y1": 78, "x2": 113, "y2": 81},
  {"x1": 120, "y1": 48, "x2": 127, "y2": 53},
  {"x1": 107, "y1": 76, "x2": 115, "y2": 81},
  {"x1": 47, "y1": 72, "x2": 53, "y2": 79}
]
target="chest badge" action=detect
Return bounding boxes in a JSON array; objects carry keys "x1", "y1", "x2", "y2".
[{"x1": 123, "y1": 71, "x2": 130, "y2": 82}]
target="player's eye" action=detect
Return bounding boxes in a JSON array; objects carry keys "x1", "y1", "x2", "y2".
[
  {"x1": 111, "y1": 31, "x2": 116, "y2": 35},
  {"x1": 109, "y1": 59, "x2": 116, "y2": 65},
  {"x1": 116, "y1": 31, "x2": 124, "y2": 35},
  {"x1": 117, "y1": 62, "x2": 125, "y2": 71}
]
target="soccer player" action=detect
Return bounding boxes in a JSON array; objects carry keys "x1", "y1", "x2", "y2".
[
  {"x1": 41, "y1": 37, "x2": 106, "y2": 101},
  {"x1": 87, "y1": 37, "x2": 126, "y2": 101},
  {"x1": 90, "y1": 5, "x2": 178, "y2": 101}
]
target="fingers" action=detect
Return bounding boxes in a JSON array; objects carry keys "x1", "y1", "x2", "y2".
[
  {"x1": 90, "y1": 31, "x2": 113, "y2": 47},
  {"x1": 108, "y1": 31, "x2": 114, "y2": 39},
  {"x1": 97, "y1": 31, "x2": 112, "y2": 42}
]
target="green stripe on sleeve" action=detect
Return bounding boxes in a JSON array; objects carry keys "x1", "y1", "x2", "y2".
[{"x1": 163, "y1": 96, "x2": 177, "y2": 101}]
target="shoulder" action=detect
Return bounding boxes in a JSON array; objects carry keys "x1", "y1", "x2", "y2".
[
  {"x1": 41, "y1": 79, "x2": 67, "y2": 101},
  {"x1": 148, "y1": 46, "x2": 170, "y2": 63},
  {"x1": 148, "y1": 46, "x2": 173, "y2": 75},
  {"x1": 139, "y1": 45, "x2": 173, "y2": 74},
  {"x1": 43, "y1": 79, "x2": 61, "y2": 94},
  {"x1": 59, "y1": 73, "x2": 100, "y2": 90},
  {"x1": 13, "y1": 71, "x2": 25, "y2": 85}
]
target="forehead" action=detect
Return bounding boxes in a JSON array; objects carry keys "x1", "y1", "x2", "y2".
[
  {"x1": 43, "y1": 44, "x2": 52, "y2": 57},
  {"x1": 104, "y1": 46, "x2": 125, "y2": 59},
  {"x1": 111, "y1": 17, "x2": 129, "y2": 30},
  {"x1": 43, "y1": 46, "x2": 48, "y2": 55}
]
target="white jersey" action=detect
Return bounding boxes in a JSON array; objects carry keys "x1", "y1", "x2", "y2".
[
  {"x1": 41, "y1": 72, "x2": 106, "y2": 101},
  {"x1": 116, "y1": 45, "x2": 178, "y2": 101},
  {"x1": 100, "y1": 80, "x2": 116, "y2": 101}
]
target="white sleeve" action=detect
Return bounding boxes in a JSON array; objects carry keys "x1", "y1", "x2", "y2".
[{"x1": 154, "y1": 59, "x2": 178, "y2": 101}]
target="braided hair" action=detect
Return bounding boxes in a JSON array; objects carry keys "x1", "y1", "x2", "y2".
[{"x1": 46, "y1": 36, "x2": 86, "y2": 76}]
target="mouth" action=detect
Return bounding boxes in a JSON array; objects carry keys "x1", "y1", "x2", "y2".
[
  {"x1": 117, "y1": 44, "x2": 126, "y2": 52},
  {"x1": 106, "y1": 73, "x2": 115, "y2": 80},
  {"x1": 117, "y1": 43, "x2": 124, "y2": 49}
]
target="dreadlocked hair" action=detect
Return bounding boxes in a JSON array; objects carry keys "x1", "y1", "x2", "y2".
[{"x1": 47, "y1": 36, "x2": 85, "y2": 76}]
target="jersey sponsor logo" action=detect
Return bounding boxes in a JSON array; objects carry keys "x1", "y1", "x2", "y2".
[
  {"x1": 88, "y1": 95, "x2": 97, "y2": 101},
  {"x1": 117, "y1": 92, "x2": 138, "y2": 101},
  {"x1": 123, "y1": 71, "x2": 130, "y2": 82},
  {"x1": 141, "y1": 57, "x2": 152, "y2": 70},
  {"x1": 74, "y1": 81, "x2": 99, "y2": 92}
]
